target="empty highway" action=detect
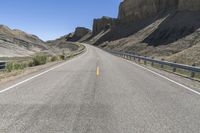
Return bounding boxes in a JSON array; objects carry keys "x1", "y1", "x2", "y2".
[{"x1": 0, "y1": 44, "x2": 200, "y2": 133}]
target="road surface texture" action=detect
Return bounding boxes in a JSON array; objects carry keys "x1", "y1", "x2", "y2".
[{"x1": 0, "y1": 44, "x2": 200, "y2": 133}]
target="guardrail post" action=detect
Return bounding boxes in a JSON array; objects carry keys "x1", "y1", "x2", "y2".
[
  {"x1": 144, "y1": 56, "x2": 147, "y2": 65},
  {"x1": 161, "y1": 59, "x2": 164, "y2": 68},
  {"x1": 138, "y1": 58, "x2": 141, "y2": 63},
  {"x1": 191, "y1": 63, "x2": 196, "y2": 78},
  {"x1": 151, "y1": 57, "x2": 154, "y2": 66},
  {"x1": 129, "y1": 56, "x2": 132, "y2": 60},
  {"x1": 173, "y1": 61, "x2": 177, "y2": 72}
]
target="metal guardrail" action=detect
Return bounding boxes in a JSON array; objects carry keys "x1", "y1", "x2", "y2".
[
  {"x1": 108, "y1": 50, "x2": 200, "y2": 78},
  {"x1": 0, "y1": 62, "x2": 6, "y2": 70}
]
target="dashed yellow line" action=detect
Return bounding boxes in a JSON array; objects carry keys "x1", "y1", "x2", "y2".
[{"x1": 96, "y1": 66, "x2": 100, "y2": 76}]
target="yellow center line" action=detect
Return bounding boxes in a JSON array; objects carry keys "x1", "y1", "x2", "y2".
[{"x1": 96, "y1": 66, "x2": 100, "y2": 76}]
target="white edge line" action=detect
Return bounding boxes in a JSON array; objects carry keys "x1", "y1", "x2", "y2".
[
  {"x1": 0, "y1": 46, "x2": 88, "y2": 94},
  {"x1": 125, "y1": 59, "x2": 200, "y2": 96}
]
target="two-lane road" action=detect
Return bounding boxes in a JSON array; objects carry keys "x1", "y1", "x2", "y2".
[{"x1": 0, "y1": 44, "x2": 200, "y2": 133}]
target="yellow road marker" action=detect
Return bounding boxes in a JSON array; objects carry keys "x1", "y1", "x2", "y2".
[{"x1": 96, "y1": 66, "x2": 100, "y2": 76}]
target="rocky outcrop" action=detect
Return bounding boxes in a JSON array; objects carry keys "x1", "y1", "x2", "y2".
[
  {"x1": 118, "y1": 0, "x2": 200, "y2": 23},
  {"x1": 47, "y1": 27, "x2": 92, "y2": 48},
  {"x1": 66, "y1": 27, "x2": 91, "y2": 42},
  {"x1": 74, "y1": 27, "x2": 91, "y2": 39},
  {"x1": 118, "y1": 0, "x2": 158, "y2": 23},
  {"x1": 92, "y1": 16, "x2": 117, "y2": 35}
]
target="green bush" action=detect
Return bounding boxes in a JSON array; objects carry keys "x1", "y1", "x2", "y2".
[
  {"x1": 50, "y1": 56, "x2": 58, "y2": 62},
  {"x1": 6, "y1": 62, "x2": 14, "y2": 72},
  {"x1": 59, "y1": 55, "x2": 65, "y2": 60},
  {"x1": 6, "y1": 62, "x2": 27, "y2": 72},
  {"x1": 32, "y1": 55, "x2": 47, "y2": 66},
  {"x1": 28, "y1": 60, "x2": 35, "y2": 67}
]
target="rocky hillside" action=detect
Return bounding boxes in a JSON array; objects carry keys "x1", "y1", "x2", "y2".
[
  {"x1": 0, "y1": 25, "x2": 90, "y2": 58},
  {"x1": 47, "y1": 27, "x2": 92, "y2": 50},
  {"x1": 118, "y1": 0, "x2": 200, "y2": 23},
  {"x1": 86, "y1": 0, "x2": 200, "y2": 66},
  {"x1": 0, "y1": 25, "x2": 54, "y2": 57},
  {"x1": 47, "y1": 27, "x2": 91, "y2": 47}
]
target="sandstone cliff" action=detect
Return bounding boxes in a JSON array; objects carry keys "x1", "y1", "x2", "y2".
[
  {"x1": 92, "y1": 16, "x2": 117, "y2": 35},
  {"x1": 65, "y1": 27, "x2": 91, "y2": 42},
  {"x1": 87, "y1": 0, "x2": 200, "y2": 65},
  {"x1": 47, "y1": 27, "x2": 91, "y2": 49},
  {"x1": 118, "y1": 0, "x2": 200, "y2": 23}
]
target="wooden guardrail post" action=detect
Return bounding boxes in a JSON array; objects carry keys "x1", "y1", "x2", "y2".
[{"x1": 191, "y1": 63, "x2": 196, "y2": 78}]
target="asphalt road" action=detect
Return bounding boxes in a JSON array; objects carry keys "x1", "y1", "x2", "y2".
[{"x1": 0, "y1": 44, "x2": 200, "y2": 133}]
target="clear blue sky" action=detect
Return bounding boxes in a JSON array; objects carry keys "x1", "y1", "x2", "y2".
[{"x1": 0, "y1": 0, "x2": 121, "y2": 41}]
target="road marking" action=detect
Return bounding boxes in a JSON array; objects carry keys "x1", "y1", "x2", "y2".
[
  {"x1": 125, "y1": 60, "x2": 200, "y2": 96},
  {"x1": 0, "y1": 47, "x2": 88, "y2": 94},
  {"x1": 96, "y1": 66, "x2": 100, "y2": 76}
]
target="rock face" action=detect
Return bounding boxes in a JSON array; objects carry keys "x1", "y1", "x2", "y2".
[
  {"x1": 118, "y1": 0, "x2": 157, "y2": 23},
  {"x1": 74, "y1": 27, "x2": 91, "y2": 38},
  {"x1": 87, "y1": 0, "x2": 200, "y2": 66},
  {"x1": 118, "y1": 0, "x2": 200, "y2": 23},
  {"x1": 92, "y1": 16, "x2": 117, "y2": 35},
  {"x1": 66, "y1": 27, "x2": 91, "y2": 42},
  {"x1": 47, "y1": 27, "x2": 92, "y2": 47}
]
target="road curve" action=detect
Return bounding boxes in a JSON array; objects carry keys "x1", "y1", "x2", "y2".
[{"x1": 0, "y1": 44, "x2": 200, "y2": 133}]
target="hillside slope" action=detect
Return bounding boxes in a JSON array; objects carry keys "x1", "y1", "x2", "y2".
[
  {"x1": 0, "y1": 25, "x2": 53, "y2": 57},
  {"x1": 86, "y1": 0, "x2": 200, "y2": 66}
]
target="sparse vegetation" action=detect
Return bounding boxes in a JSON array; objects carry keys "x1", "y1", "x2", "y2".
[
  {"x1": 32, "y1": 54, "x2": 47, "y2": 66},
  {"x1": 6, "y1": 62, "x2": 28, "y2": 72},
  {"x1": 59, "y1": 55, "x2": 65, "y2": 60},
  {"x1": 0, "y1": 43, "x2": 86, "y2": 83},
  {"x1": 50, "y1": 56, "x2": 58, "y2": 62}
]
